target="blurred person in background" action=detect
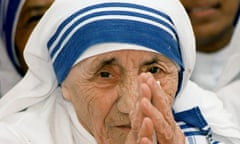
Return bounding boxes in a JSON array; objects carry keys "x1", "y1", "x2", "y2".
[
  {"x1": 180, "y1": 0, "x2": 240, "y2": 126},
  {"x1": 0, "y1": 0, "x2": 53, "y2": 97}
]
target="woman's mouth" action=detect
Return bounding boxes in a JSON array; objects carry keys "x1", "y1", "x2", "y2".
[
  {"x1": 186, "y1": 3, "x2": 221, "y2": 18},
  {"x1": 116, "y1": 125, "x2": 131, "y2": 132}
]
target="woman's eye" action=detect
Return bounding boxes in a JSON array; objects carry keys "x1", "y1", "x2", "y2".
[
  {"x1": 148, "y1": 66, "x2": 161, "y2": 74},
  {"x1": 27, "y1": 15, "x2": 43, "y2": 25},
  {"x1": 100, "y1": 71, "x2": 112, "y2": 78}
]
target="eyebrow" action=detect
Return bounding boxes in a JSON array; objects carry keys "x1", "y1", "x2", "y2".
[
  {"x1": 21, "y1": 4, "x2": 51, "y2": 26},
  {"x1": 100, "y1": 57, "x2": 116, "y2": 66},
  {"x1": 98, "y1": 56, "x2": 159, "y2": 68},
  {"x1": 142, "y1": 57, "x2": 158, "y2": 66}
]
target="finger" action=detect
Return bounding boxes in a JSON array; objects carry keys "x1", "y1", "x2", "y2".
[
  {"x1": 138, "y1": 117, "x2": 153, "y2": 140},
  {"x1": 130, "y1": 78, "x2": 152, "y2": 133},
  {"x1": 140, "y1": 98, "x2": 178, "y2": 142},
  {"x1": 139, "y1": 138, "x2": 153, "y2": 144},
  {"x1": 138, "y1": 73, "x2": 152, "y2": 100},
  {"x1": 148, "y1": 75, "x2": 171, "y2": 108},
  {"x1": 143, "y1": 73, "x2": 174, "y2": 127},
  {"x1": 129, "y1": 99, "x2": 144, "y2": 134},
  {"x1": 139, "y1": 73, "x2": 175, "y2": 125},
  {"x1": 139, "y1": 73, "x2": 174, "y2": 133},
  {"x1": 139, "y1": 73, "x2": 184, "y2": 144},
  {"x1": 127, "y1": 113, "x2": 153, "y2": 144},
  {"x1": 138, "y1": 117, "x2": 154, "y2": 144},
  {"x1": 140, "y1": 73, "x2": 171, "y2": 111}
]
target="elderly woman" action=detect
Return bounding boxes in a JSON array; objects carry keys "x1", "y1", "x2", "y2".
[{"x1": 0, "y1": 0, "x2": 240, "y2": 143}]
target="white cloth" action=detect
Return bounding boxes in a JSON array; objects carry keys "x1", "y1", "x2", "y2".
[
  {"x1": 0, "y1": 88, "x2": 97, "y2": 144},
  {"x1": 0, "y1": 38, "x2": 21, "y2": 97},
  {"x1": 0, "y1": 0, "x2": 240, "y2": 144},
  {"x1": 191, "y1": 46, "x2": 232, "y2": 91},
  {"x1": 216, "y1": 18, "x2": 240, "y2": 127}
]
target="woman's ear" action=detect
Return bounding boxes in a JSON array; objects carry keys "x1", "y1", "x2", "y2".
[{"x1": 61, "y1": 82, "x2": 72, "y2": 101}]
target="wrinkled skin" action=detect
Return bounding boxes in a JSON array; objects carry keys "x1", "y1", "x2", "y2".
[
  {"x1": 15, "y1": 0, "x2": 53, "y2": 74},
  {"x1": 62, "y1": 49, "x2": 185, "y2": 144},
  {"x1": 180, "y1": 0, "x2": 239, "y2": 53}
]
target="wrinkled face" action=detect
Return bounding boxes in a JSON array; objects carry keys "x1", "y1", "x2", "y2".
[
  {"x1": 180, "y1": 0, "x2": 239, "y2": 52},
  {"x1": 62, "y1": 49, "x2": 178, "y2": 144},
  {"x1": 15, "y1": 0, "x2": 53, "y2": 74}
]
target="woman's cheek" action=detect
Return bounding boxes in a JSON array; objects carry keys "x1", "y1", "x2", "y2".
[
  {"x1": 160, "y1": 75, "x2": 178, "y2": 98},
  {"x1": 80, "y1": 86, "x2": 117, "y2": 129}
]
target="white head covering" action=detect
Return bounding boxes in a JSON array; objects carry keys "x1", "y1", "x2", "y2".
[
  {"x1": 0, "y1": 0, "x2": 25, "y2": 96},
  {"x1": 0, "y1": 0, "x2": 195, "y2": 118},
  {"x1": 2, "y1": 0, "x2": 240, "y2": 143}
]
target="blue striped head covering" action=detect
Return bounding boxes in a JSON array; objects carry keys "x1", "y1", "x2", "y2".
[
  {"x1": 47, "y1": 1, "x2": 184, "y2": 88},
  {"x1": 234, "y1": 3, "x2": 240, "y2": 26},
  {"x1": 0, "y1": 0, "x2": 25, "y2": 75}
]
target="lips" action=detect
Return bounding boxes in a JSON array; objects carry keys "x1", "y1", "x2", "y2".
[
  {"x1": 186, "y1": 2, "x2": 221, "y2": 18},
  {"x1": 116, "y1": 124, "x2": 131, "y2": 132}
]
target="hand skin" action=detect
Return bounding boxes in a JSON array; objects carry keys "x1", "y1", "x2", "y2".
[{"x1": 125, "y1": 73, "x2": 185, "y2": 144}]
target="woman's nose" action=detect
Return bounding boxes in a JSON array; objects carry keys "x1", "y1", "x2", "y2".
[{"x1": 117, "y1": 79, "x2": 139, "y2": 114}]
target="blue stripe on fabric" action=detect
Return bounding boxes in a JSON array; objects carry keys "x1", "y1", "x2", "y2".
[
  {"x1": 212, "y1": 142, "x2": 220, "y2": 144},
  {"x1": 179, "y1": 123, "x2": 210, "y2": 133},
  {"x1": 47, "y1": 2, "x2": 174, "y2": 50},
  {"x1": 184, "y1": 131, "x2": 207, "y2": 136},
  {"x1": 185, "y1": 130, "x2": 220, "y2": 144},
  {"x1": 234, "y1": 4, "x2": 240, "y2": 26},
  {"x1": 179, "y1": 123, "x2": 210, "y2": 137},
  {"x1": 52, "y1": 19, "x2": 182, "y2": 83},
  {"x1": 179, "y1": 123, "x2": 196, "y2": 129},
  {"x1": 174, "y1": 107, "x2": 208, "y2": 129},
  {"x1": 179, "y1": 125, "x2": 190, "y2": 129},
  {"x1": 49, "y1": 10, "x2": 177, "y2": 58},
  {"x1": 3, "y1": 0, "x2": 22, "y2": 74},
  {"x1": 175, "y1": 108, "x2": 223, "y2": 144},
  {"x1": 176, "y1": 70, "x2": 183, "y2": 96}
]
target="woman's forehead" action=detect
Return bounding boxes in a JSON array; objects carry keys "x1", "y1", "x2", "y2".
[
  {"x1": 79, "y1": 50, "x2": 174, "y2": 67},
  {"x1": 85, "y1": 50, "x2": 159, "y2": 60}
]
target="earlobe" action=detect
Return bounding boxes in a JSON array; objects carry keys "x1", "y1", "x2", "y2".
[{"x1": 61, "y1": 83, "x2": 72, "y2": 101}]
